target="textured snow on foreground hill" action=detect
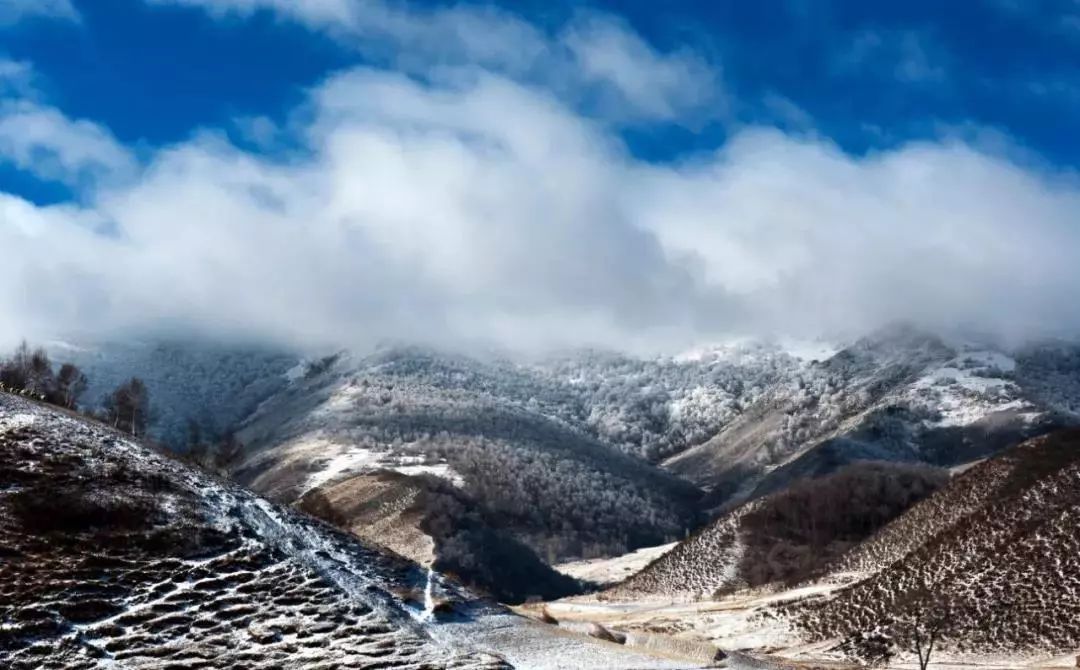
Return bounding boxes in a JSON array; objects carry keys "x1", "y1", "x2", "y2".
[
  {"x1": 0, "y1": 395, "x2": 501, "y2": 669},
  {"x1": 0, "y1": 394, "x2": 708, "y2": 669}
]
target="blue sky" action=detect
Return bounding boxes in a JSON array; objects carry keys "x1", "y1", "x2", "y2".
[
  {"x1": 5, "y1": 0, "x2": 1079, "y2": 178},
  {"x1": 1, "y1": 0, "x2": 1079, "y2": 351}
]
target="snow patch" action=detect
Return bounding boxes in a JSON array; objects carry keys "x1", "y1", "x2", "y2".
[
  {"x1": 556, "y1": 542, "x2": 679, "y2": 586},
  {"x1": 295, "y1": 438, "x2": 464, "y2": 494}
]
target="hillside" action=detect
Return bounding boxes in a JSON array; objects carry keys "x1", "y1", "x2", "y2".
[
  {"x1": 0, "y1": 392, "x2": 508, "y2": 669},
  {"x1": 788, "y1": 429, "x2": 1080, "y2": 660},
  {"x1": 232, "y1": 349, "x2": 703, "y2": 572},
  {"x1": 529, "y1": 343, "x2": 808, "y2": 462},
  {"x1": 665, "y1": 326, "x2": 1073, "y2": 508},
  {"x1": 0, "y1": 392, "x2": 715, "y2": 670}
]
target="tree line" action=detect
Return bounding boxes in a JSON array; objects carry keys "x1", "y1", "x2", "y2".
[
  {"x1": 2, "y1": 340, "x2": 248, "y2": 474},
  {"x1": 1, "y1": 340, "x2": 151, "y2": 437}
]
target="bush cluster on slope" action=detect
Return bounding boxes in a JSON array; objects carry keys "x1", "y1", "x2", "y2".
[{"x1": 736, "y1": 461, "x2": 947, "y2": 588}]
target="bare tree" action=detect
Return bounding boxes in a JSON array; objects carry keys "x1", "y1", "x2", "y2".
[
  {"x1": 213, "y1": 429, "x2": 244, "y2": 472},
  {"x1": 184, "y1": 418, "x2": 211, "y2": 468},
  {"x1": 104, "y1": 378, "x2": 151, "y2": 437},
  {"x1": 25, "y1": 347, "x2": 55, "y2": 397},
  {"x1": 890, "y1": 588, "x2": 956, "y2": 670},
  {"x1": 55, "y1": 363, "x2": 88, "y2": 409},
  {"x1": 0, "y1": 340, "x2": 31, "y2": 391}
]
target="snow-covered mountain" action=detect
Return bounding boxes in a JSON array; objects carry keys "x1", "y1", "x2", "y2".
[
  {"x1": 17, "y1": 323, "x2": 1080, "y2": 667},
  {"x1": 228, "y1": 347, "x2": 703, "y2": 601},
  {"x1": 43, "y1": 325, "x2": 1080, "y2": 606},
  {"x1": 665, "y1": 325, "x2": 1077, "y2": 508}
]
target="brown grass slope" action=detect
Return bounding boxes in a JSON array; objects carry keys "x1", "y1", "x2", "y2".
[{"x1": 791, "y1": 429, "x2": 1080, "y2": 657}]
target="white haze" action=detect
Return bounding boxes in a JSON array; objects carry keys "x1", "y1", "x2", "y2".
[{"x1": 1, "y1": 1, "x2": 1079, "y2": 354}]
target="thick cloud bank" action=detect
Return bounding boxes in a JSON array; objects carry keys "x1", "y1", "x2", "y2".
[{"x1": 1, "y1": 4, "x2": 1079, "y2": 353}]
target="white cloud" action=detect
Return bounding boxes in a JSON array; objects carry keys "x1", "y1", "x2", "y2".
[
  {"x1": 560, "y1": 14, "x2": 722, "y2": 123},
  {"x1": 151, "y1": 0, "x2": 354, "y2": 25},
  {"x1": 0, "y1": 0, "x2": 80, "y2": 26},
  {"x1": 0, "y1": 100, "x2": 136, "y2": 185},
  {"x1": 0, "y1": 59, "x2": 35, "y2": 95},
  {"x1": 146, "y1": 0, "x2": 720, "y2": 124},
  {"x1": 2, "y1": 3, "x2": 1078, "y2": 354},
  {"x1": 836, "y1": 30, "x2": 948, "y2": 84},
  {"x1": 2, "y1": 62, "x2": 1080, "y2": 353}
]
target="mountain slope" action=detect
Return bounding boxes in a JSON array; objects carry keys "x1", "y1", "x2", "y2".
[
  {"x1": 605, "y1": 461, "x2": 946, "y2": 600},
  {"x1": 49, "y1": 339, "x2": 297, "y2": 447},
  {"x1": 530, "y1": 343, "x2": 807, "y2": 462},
  {"x1": 789, "y1": 429, "x2": 1080, "y2": 659},
  {"x1": 0, "y1": 392, "x2": 713, "y2": 670}
]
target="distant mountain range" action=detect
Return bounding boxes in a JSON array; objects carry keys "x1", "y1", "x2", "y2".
[
  {"x1": 47, "y1": 324, "x2": 1080, "y2": 603},
  {"x1": 666, "y1": 325, "x2": 1075, "y2": 508}
]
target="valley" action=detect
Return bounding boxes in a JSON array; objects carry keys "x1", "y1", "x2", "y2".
[
  {"x1": 9, "y1": 324, "x2": 1080, "y2": 668},
  {"x1": 6, "y1": 2, "x2": 1078, "y2": 667}
]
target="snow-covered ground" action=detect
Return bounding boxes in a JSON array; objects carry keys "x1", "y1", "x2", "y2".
[
  {"x1": 555, "y1": 542, "x2": 678, "y2": 586},
  {"x1": 284, "y1": 436, "x2": 463, "y2": 495},
  {"x1": 909, "y1": 346, "x2": 1032, "y2": 427},
  {"x1": 535, "y1": 583, "x2": 833, "y2": 663}
]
